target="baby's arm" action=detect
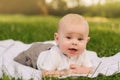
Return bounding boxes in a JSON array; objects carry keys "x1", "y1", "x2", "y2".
[
  {"x1": 42, "y1": 69, "x2": 69, "y2": 77},
  {"x1": 69, "y1": 64, "x2": 93, "y2": 74},
  {"x1": 41, "y1": 65, "x2": 92, "y2": 77}
]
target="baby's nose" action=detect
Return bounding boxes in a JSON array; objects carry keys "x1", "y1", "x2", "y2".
[
  {"x1": 72, "y1": 43, "x2": 77, "y2": 46},
  {"x1": 72, "y1": 40, "x2": 78, "y2": 45}
]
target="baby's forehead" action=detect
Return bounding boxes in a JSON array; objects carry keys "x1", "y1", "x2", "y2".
[
  {"x1": 59, "y1": 14, "x2": 88, "y2": 28},
  {"x1": 60, "y1": 14, "x2": 86, "y2": 23},
  {"x1": 66, "y1": 32, "x2": 84, "y2": 35}
]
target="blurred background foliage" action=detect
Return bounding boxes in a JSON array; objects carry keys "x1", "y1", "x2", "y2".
[{"x1": 0, "y1": 0, "x2": 120, "y2": 17}]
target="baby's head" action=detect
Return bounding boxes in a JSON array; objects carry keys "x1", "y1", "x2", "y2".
[{"x1": 54, "y1": 13, "x2": 90, "y2": 57}]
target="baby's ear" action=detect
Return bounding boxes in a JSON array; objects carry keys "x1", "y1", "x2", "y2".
[
  {"x1": 54, "y1": 33, "x2": 59, "y2": 43},
  {"x1": 87, "y1": 37, "x2": 90, "y2": 42}
]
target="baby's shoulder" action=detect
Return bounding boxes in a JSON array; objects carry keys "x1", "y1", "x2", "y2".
[{"x1": 39, "y1": 45, "x2": 60, "y2": 57}]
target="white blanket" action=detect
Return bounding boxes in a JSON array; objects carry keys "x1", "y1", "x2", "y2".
[{"x1": 0, "y1": 39, "x2": 120, "y2": 80}]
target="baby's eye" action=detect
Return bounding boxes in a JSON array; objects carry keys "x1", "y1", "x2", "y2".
[
  {"x1": 78, "y1": 38, "x2": 83, "y2": 41},
  {"x1": 66, "y1": 36, "x2": 71, "y2": 39}
]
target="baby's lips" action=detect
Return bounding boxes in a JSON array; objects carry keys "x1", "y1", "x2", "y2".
[{"x1": 69, "y1": 48, "x2": 78, "y2": 51}]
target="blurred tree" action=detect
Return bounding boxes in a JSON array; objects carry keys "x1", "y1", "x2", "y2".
[
  {"x1": 65, "y1": 0, "x2": 82, "y2": 8},
  {"x1": 37, "y1": 0, "x2": 48, "y2": 15},
  {"x1": 106, "y1": 0, "x2": 120, "y2": 3},
  {"x1": 103, "y1": 1, "x2": 120, "y2": 17},
  {"x1": 48, "y1": 0, "x2": 67, "y2": 10},
  {"x1": 76, "y1": 0, "x2": 82, "y2": 7},
  {"x1": 47, "y1": 0, "x2": 68, "y2": 16}
]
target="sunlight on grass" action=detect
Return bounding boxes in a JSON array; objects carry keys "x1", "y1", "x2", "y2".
[
  {"x1": 0, "y1": 14, "x2": 59, "y2": 23},
  {"x1": 86, "y1": 17, "x2": 109, "y2": 22}
]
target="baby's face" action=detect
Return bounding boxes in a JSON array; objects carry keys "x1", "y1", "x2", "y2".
[{"x1": 55, "y1": 22, "x2": 90, "y2": 57}]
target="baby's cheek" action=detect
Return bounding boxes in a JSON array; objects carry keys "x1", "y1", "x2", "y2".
[
  {"x1": 80, "y1": 44, "x2": 86, "y2": 49},
  {"x1": 78, "y1": 47, "x2": 85, "y2": 54}
]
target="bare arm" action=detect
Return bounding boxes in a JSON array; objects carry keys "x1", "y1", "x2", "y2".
[
  {"x1": 42, "y1": 64, "x2": 93, "y2": 77},
  {"x1": 42, "y1": 67, "x2": 92, "y2": 78},
  {"x1": 42, "y1": 69, "x2": 69, "y2": 77}
]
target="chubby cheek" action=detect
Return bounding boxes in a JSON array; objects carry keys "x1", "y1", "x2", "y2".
[
  {"x1": 78, "y1": 43, "x2": 87, "y2": 52},
  {"x1": 59, "y1": 41, "x2": 69, "y2": 53}
]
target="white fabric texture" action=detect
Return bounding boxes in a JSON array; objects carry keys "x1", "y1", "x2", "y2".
[
  {"x1": 37, "y1": 45, "x2": 92, "y2": 71},
  {"x1": 0, "y1": 39, "x2": 120, "y2": 79}
]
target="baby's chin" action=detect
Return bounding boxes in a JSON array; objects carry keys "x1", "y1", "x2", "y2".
[
  {"x1": 64, "y1": 53, "x2": 79, "y2": 58},
  {"x1": 67, "y1": 51, "x2": 80, "y2": 57}
]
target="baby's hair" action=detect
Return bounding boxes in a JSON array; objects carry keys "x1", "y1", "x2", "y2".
[{"x1": 57, "y1": 13, "x2": 89, "y2": 35}]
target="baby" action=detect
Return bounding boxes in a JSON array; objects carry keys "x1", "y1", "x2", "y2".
[{"x1": 37, "y1": 13, "x2": 93, "y2": 77}]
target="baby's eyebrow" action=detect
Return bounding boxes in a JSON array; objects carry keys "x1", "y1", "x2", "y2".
[
  {"x1": 66, "y1": 32, "x2": 85, "y2": 37},
  {"x1": 65, "y1": 33, "x2": 72, "y2": 36}
]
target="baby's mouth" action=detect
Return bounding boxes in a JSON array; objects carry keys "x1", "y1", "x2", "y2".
[{"x1": 68, "y1": 48, "x2": 78, "y2": 51}]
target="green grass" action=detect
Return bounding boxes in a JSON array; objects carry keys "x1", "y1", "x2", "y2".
[
  {"x1": 0, "y1": 15, "x2": 59, "y2": 43},
  {"x1": 88, "y1": 21, "x2": 120, "y2": 57},
  {"x1": 0, "y1": 15, "x2": 120, "y2": 80}
]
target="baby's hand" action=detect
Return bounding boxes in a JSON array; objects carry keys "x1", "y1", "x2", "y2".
[
  {"x1": 70, "y1": 64, "x2": 80, "y2": 69},
  {"x1": 69, "y1": 64, "x2": 93, "y2": 74}
]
